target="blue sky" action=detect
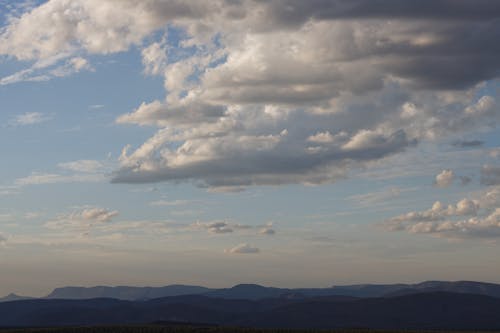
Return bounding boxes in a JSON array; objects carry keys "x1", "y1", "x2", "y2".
[{"x1": 1, "y1": 0, "x2": 500, "y2": 296}]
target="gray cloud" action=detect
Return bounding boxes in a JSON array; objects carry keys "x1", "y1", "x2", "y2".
[
  {"x1": 452, "y1": 140, "x2": 484, "y2": 148},
  {"x1": 193, "y1": 221, "x2": 234, "y2": 234},
  {"x1": 264, "y1": 0, "x2": 500, "y2": 23}
]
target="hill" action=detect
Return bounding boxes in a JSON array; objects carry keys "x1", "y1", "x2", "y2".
[{"x1": 1, "y1": 292, "x2": 500, "y2": 329}]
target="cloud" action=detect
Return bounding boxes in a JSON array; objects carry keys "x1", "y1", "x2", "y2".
[
  {"x1": 192, "y1": 221, "x2": 233, "y2": 234},
  {"x1": 225, "y1": 243, "x2": 259, "y2": 254},
  {"x1": 453, "y1": 140, "x2": 484, "y2": 148},
  {"x1": 3, "y1": 1, "x2": 500, "y2": 190},
  {"x1": 58, "y1": 160, "x2": 104, "y2": 173},
  {"x1": 384, "y1": 194, "x2": 500, "y2": 240},
  {"x1": 15, "y1": 172, "x2": 105, "y2": 186},
  {"x1": 1, "y1": 56, "x2": 92, "y2": 85},
  {"x1": 142, "y1": 40, "x2": 168, "y2": 76},
  {"x1": 44, "y1": 207, "x2": 119, "y2": 232},
  {"x1": 15, "y1": 159, "x2": 109, "y2": 186},
  {"x1": 149, "y1": 199, "x2": 192, "y2": 207},
  {"x1": 10, "y1": 112, "x2": 50, "y2": 125},
  {"x1": 259, "y1": 227, "x2": 276, "y2": 235},
  {"x1": 435, "y1": 169, "x2": 455, "y2": 188}
]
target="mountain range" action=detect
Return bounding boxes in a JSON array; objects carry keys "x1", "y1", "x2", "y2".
[
  {"x1": 3, "y1": 280, "x2": 500, "y2": 302},
  {"x1": 0, "y1": 291, "x2": 500, "y2": 329},
  {"x1": 2, "y1": 281, "x2": 500, "y2": 330}
]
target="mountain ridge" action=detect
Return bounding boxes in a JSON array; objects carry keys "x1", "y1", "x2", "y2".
[
  {"x1": 0, "y1": 291, "x2": 500, "y2": 329},
  {"x1": 3, "y1": 280, "x2": 500, "y2": 302}
]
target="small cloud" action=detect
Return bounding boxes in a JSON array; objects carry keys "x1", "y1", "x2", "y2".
[
  {"x1": 44, "y1": 207, "x2": 119, "y2": 231},
  {"x1": 11, "y1": 112, "x2": 51, "y2": 126},
  {"x1": 435, "y1": 169, "x2": 454, "y2": 188},
  {"x1": 225, "y1": 243, "x2": 260, "y2": 254},
  {"x1": 80, "y1": 208, "x2": 118, "y2": 222},
  {"x1": 149, "y1": 199, "x2": 192, "y2": 207},
  {"x1": 452, "y1": 140, "x2": 484, "y2": 148},
  {"x1": 89, "y1": 104, "x2": 105, "y2": 110},
  {"x1": 307, "y1": 131, "x2": 334, "y2": 144},
  {"x1": 193, "y1": 221, "x2": 233, "y2": 234},
  {"x1": 259, "y1": 227, "x2": 275, "y2": 235}
]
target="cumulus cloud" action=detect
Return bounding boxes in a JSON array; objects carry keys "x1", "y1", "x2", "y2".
[
  {"x1": 225, "y1": 243, "x2": 260, "y2": 254},
  {"x1": 435, "y1": 169, "x2": 455, "y2": 188},
  {"x1": 3, "y1": 1, "x2": 500, "y2": 190},
  {"x1": 384, "y1": 194, "x2": 500, "y2": 240}
]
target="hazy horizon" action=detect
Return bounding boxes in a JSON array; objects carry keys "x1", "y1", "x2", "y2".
[{"x1": 1, "y1": 0, "x2": 499, "y2": 297}]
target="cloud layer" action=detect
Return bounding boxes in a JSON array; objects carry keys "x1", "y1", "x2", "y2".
[{"x1": 2, "y1": 1, "x2": 500, "y2": 190}]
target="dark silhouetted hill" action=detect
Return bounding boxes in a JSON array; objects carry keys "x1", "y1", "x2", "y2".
[{"x1": 1, "y1": 291, "x2": 500, "y2": 329}]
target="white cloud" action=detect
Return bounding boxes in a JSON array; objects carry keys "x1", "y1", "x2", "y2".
[
  {"x1": 142, "y1": 41, "x2": 168, "y2": 76},
  {"x1": 44, "y1": 207, "x2": 119, "y2": 232},
  {"x1": 384, "y1": 193, "x2": 500, "y2": 240},
  {"x1": 149, "y1": 199, "x2": 192, "y2": 207},
  {"x1": 11, "y1": 112, "x2": 50, "y2": 125},
  {"x1": 58, "y1": 160, "x2": 104, "y2": 173},
  {"x1": 225, "y1": 243, "x2": 260, "y2": 254},
  {"x1": 307, "y1": 131, "x2": 335, "y2": 144},
  {"x1": 435, "y1": 169, "x2": 455, "y2": 188}
]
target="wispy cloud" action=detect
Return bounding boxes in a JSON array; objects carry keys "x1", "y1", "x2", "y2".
[
  {"x1": 225, "y1": 243, "x2": 260, "y2": 254},
  {"x1": 10, "y1": 112, "x2": 51, "y2": 126}
]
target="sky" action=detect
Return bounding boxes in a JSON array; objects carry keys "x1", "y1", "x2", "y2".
[{"x1": 1, "y1": 0, "x2": 500, "y2": 297}]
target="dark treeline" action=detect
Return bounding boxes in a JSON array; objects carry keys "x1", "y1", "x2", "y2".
[{"x1": 1, "y1": 327, "x2": 499, "y2": 333}]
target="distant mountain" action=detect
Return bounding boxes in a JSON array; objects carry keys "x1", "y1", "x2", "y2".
[
  {"x1": 1, "y1": 292, "x2": 500, "y2": 329},
  {"x1": 46, "y1": 285, "x2": 213, "y2": 300},
  {"x1": 0, "y1": 293, "x2": 33, "y2": 303},
  {"x1": 204, "y1": 280, "x2": 500, "y2": 300},
  {"x1": 4, "y1": 280, "x2": 499, "y2": 304},
  {"x1": 325, "y1": 280, "x2": 500, "y2": 298},
  {"x1": 204, "y1": 284, "x2": 290, "y2": 300}
]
